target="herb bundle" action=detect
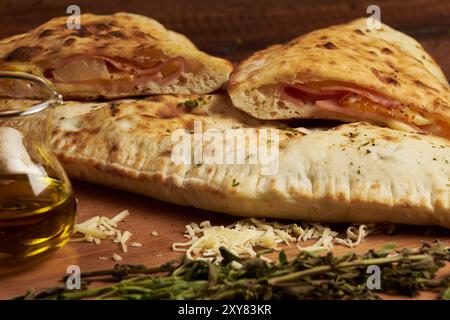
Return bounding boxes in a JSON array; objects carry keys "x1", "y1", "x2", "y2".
[{"x1": 16, "y1": 242, "x2": 450, "y2": 300}]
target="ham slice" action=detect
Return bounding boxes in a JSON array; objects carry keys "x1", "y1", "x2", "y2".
[
  {"x1": 280, "y1": 83, "x2": 344, "y2": 106},
  {"x1": 318, "y1": 84, "x2": 401, "y2": 108},
  {"x1": 282, "y1": 82, "x2": 400, "y2": 108},
  {"x1": 280, "y1": 82, "x2": 424, "y2": 133},
  {"x1": 280, "y1": 85, "x2": 304, "y2": 106},
  {"x1": 287, "y1": 83, "x2": 343, "y2": 96},
  {"x1": 48, "y1": 55, "x2": 185, "y2": 85},
  {"x1": 315, "y1": 99, "x2": 351, "y2": 113}
]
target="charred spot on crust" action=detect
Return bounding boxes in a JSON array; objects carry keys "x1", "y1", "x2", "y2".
[
  {"x1": 109, "y1": 141, "x2": 119, "y2": 153},
  {"x1": 91, "y1": 23, "x2": 111, "y2": 31},
  {"x1": 63, "y1": 38, "x2": 77, "y2": 46},
  {"x1": 73, "y1": 23, "x2": 132, "y2": 39},
  {"x1": 159, "y1": 150, "x2": 172, "y2": 157},
  {"x1": 371, "y1": 68, "x2": 399, "y2": 86},
  {"x1": 39, "y1": 29, "x2": 54, "y2": 38},
  {"x1": 75, "y1": 26, "x2": 90, "y2": 37},
  {"x1": 381, "y1": 135, "x2": 399, "y2": 142},
  {"x1": 133, "y1": 31, "x2": 147, "y2": 38},
  {"x1": 318, "y1": 42, "x2": 337, "y2": 49},
  {"x1": 384, "y1": 77, "x2": 398, "y2": 85},
  {"x1": 136, "y1": 104, "x2": 146, "y2": 111},
  {"x1": 381, "y1": 47, "x2": 394, "y2": 55},
  {"x1": 414, "y1": 80, "x2": 438, "y2": 92},
  {"x1": 110, "y1": 30, "x2": 127, "y2": 39},
  {"x1": 5, "y1": 46, "x2": 44, "y2": 62},
  {"x1": 353, "y1": 29, "x2": 364, "y2": 35},
  {"x1": 414, "y1": 80, "x2": 427, "y2": 87}
]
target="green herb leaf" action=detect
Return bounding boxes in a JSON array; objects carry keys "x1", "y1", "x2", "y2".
[
  {"x1": 180, "y1": 97, "x2": 207, "y2": 110},
  {"x1": 279, "y1": 250, "x2": 287, "y2": 264},
  {"x1": 14, "y1": 242, "x2": 450, "y2": 301},
  {"x1": 441, "y1": 286, "x2": 450, "y2": 300}
]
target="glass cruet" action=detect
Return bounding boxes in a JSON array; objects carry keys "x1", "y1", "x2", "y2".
[{"x1": 0, "y1": 71, "x2": 76, "y2": 272}]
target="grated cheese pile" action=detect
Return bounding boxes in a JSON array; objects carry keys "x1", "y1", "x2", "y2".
[
  {"x1": 172, "y1": 218, "x2": 388, "y2": 262},
  {"x1": 72, "y1": 210, "x2": 142, "y2": 254}
]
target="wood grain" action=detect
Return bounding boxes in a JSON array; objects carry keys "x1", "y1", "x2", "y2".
[
  {"x1": 0, "y1": 181, "x2": 449, "y2": 299},
  {"x1": 0, "y1": 0, "x2": 448, "y2": 78}
]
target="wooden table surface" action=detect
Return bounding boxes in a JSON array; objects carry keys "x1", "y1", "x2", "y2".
[
  {"x1": 0, "y1": 0, "x2": 449, "y2": 299},
  {"x1": 1, "y1": 181, "x2": 449, "y2": 300}
]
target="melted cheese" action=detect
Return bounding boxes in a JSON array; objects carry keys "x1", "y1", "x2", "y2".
[
  {"x1": 72, "y1": 210, "x2": 135, "y2": 254},
  {"x1": 341, "y1": 94, "x2": 430, "y2": 126}
]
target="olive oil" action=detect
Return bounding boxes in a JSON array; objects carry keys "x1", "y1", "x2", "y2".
[{"x1": 0, "y1": 174, "x2": 76, "y2": 271}]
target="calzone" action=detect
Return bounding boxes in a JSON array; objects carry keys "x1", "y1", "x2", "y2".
[
  {"x1": 228, "y1": 18, "x2": 450, "y2": 140},
  {"x1": 0, "y1": 13, "x2": 232, "y2": 99},
  {"x1": 48, "y1": 95, "x2": 450, "y2": 229}
]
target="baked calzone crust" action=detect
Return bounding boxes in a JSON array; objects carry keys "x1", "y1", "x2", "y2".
[
  {"x1": 48, "y1": 95, "x2": 450, "y2": 228},
  {"x1": 228, "y1": 18, "x2": 450, "y2": 140},
  {"x1": 0, "y1": 13, "x2": 233, "y2": 99}
]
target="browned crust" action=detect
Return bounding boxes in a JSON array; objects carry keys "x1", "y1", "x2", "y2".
[{"x1": 0, "y1": 13, "x2": 233, "y2": 98}]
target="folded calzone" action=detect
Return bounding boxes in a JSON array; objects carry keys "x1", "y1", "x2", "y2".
[
  {"x1": 49, "y1": 95, "x2": 450, "y2": 229},
  {"x1": 228, "y1": 18, "x2": 450, "y2": 140},
  {"x1": 0, "y1": 13, "x2": 232, "y2": 99}
]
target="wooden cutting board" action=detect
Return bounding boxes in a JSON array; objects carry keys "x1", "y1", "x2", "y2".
[{"x1": 1, "y1": 180, "x2": 449, "y2": 299}]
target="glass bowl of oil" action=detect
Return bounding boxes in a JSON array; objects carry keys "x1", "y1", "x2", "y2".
[{"x1": 0, "y1": 72, "x2": 76, "y2": 272}]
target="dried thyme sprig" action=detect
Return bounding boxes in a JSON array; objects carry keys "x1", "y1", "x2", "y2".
[{"x1": 14, "y1": 242, "x2": 450, "y2": 300}]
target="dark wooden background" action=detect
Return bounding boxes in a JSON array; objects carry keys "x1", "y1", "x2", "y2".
[{"x1": 0, "y1": 0, "x2": 449, "y2": 79}]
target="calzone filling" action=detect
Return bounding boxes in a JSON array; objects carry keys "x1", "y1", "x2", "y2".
[
  {"x1": 43, "y1": 55, "x2": 186, "y2": 87},
  {"x1": 280, "y1": 81, "x2": 448, "y2": 138}
]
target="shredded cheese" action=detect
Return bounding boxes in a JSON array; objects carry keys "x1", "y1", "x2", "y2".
[
  {"x1": 130, "y1": 242, "x2": 143, "y2": 248},
  {"x1": 112, "y1": 253, "x2": 123, "y2": 262},
  {"x1": 72, "y1": 210, "x2": 139, "y2": 254},
  {"x1": 120, "y1": 231, "x2": 133, "y2": 253},
  {"x1": 172, "y1": 218, "x2": 384, "y2": 262}
]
